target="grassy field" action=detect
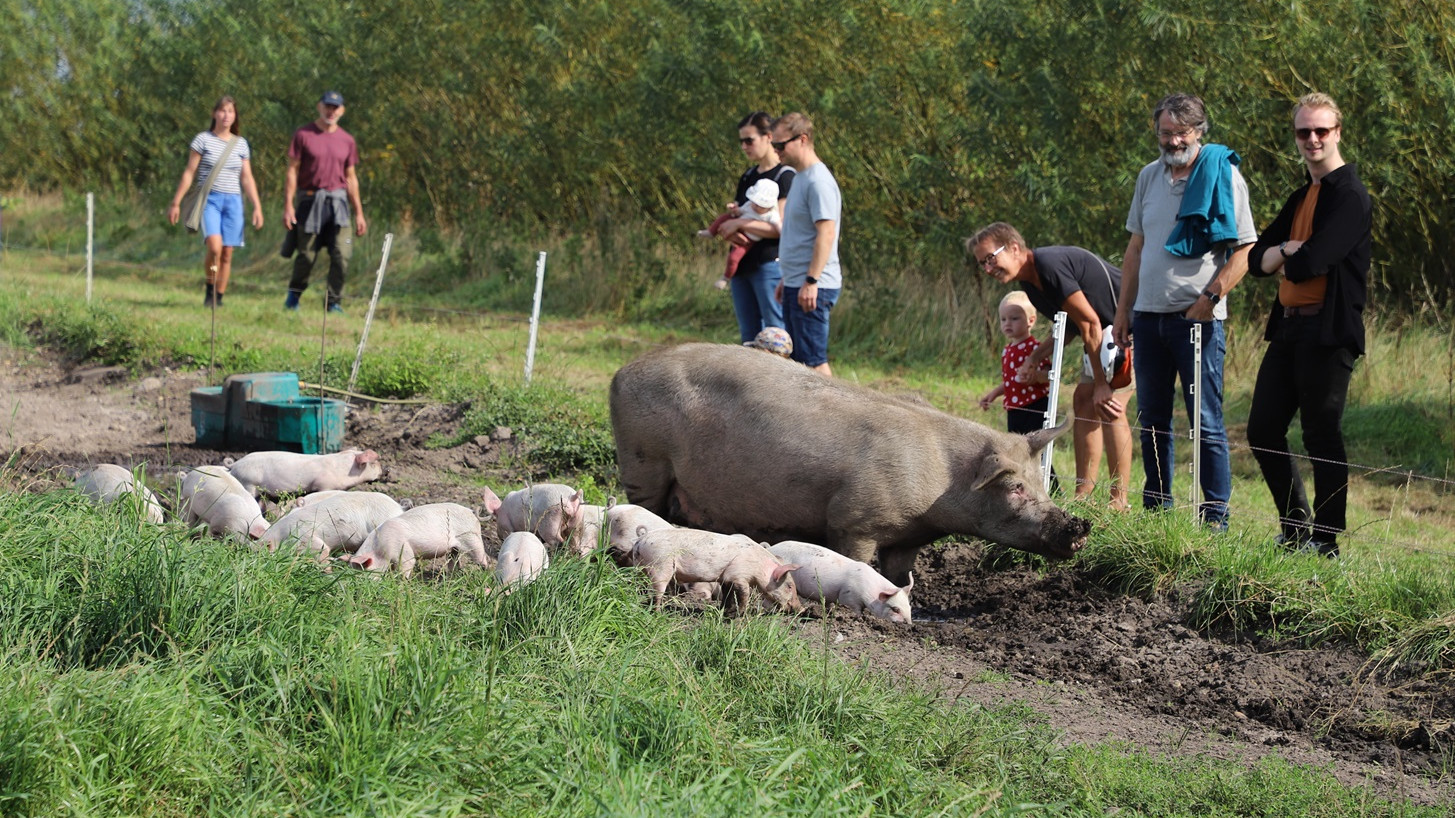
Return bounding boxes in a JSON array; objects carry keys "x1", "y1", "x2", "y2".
[{"x1": 2, "y1": 192, "x2": 1453, "y2": 814}]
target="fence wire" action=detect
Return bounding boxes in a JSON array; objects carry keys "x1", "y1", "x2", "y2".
[{"x1": 5, "y1": 234, "x2": 1454, "y2": 559}]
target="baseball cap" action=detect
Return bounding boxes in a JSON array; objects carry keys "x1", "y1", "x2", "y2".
[
  {"x1": 745, "y1": 327, "x2": 793, "y2": 357},
  {"x1": 320, "y1": 90, "x2": 345, "y2": 106},
  {"x1": 745, "y1": 179, "x2": 779, "y2": 209}
]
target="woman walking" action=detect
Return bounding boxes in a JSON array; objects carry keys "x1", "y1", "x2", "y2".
[{"x1": 167, "y1": 96, "x2": 264, "y2": 306}]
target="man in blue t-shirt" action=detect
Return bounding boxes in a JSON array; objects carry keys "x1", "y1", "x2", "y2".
[{"x1": 772, "y1": 112, "x2": 842, "y2": 376}]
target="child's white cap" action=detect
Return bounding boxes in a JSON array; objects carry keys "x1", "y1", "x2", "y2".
[{"x1": 745, "y1": 179, "x2": 779, "y2": 209}]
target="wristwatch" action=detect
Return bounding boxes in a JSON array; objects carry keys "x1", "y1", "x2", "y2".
[
  {"x1": 1202, "y1": 289, "x2": 1221, "y2": 305},
  {"x1": 804, "y1": 275, "x2": 819, "y2": 285},
  {"x1": 1279, "y1": 241, "x2": 1292, "y2": 258}
]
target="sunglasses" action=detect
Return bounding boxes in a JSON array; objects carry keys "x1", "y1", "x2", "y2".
[
  {"x1": 1295, "y1": 126, "x2": 1336, "y2": 140},
  {"x1": 770, "y1": 133, "x2": 804, "y2": 152}
]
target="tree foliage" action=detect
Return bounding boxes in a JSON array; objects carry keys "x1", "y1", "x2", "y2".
[{"x1": 3, "y1": 0, "x2": 1453, "y2": 303}]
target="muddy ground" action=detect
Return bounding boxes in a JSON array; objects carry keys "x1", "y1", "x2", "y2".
[{"x1": 2, "y1": 348, "x2": 1451, "y2": 807}]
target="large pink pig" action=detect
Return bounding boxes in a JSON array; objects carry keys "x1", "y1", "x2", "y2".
[
  {"x1": 767, "y1": 540, "x2": 913, "y2": 624},
  {"x1": 349, "y1": 503, "x2": 490, "y2": 579},
  {"x1": 625, "y1": 528, "x2": 801, "y2": 615},
  {"x1": 179, "y1": 467, "x2": 270, "y2": 540},
  {"x1": 482, "y1": 483, "x2": 582, "y2": 547},
  {"x1": 259, "y1": 491, "x2": 403, "y2": 559},
  {"x1": 224, "y1": 449, "x2": 384, "y2": 497}
]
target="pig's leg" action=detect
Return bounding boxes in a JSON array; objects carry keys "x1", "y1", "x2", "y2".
[
  {"x1": 645, "y1": 566, "x2": 673, "y2": 608},
  {"x1": 398, "y1": 545, "x2": 417, "y2": 580},
  {"x1": 876, "y1": 545, "x2": 919, "y2": 588},
  {"x1": 462, "y1": 533, "x2": 492, "y2": 570},
  {"x1": 619, "y1": 459, "x2": 674, "y2": 518},
  {"x1": 723, "y1": 580, "x2": 752, "y2": 616}
]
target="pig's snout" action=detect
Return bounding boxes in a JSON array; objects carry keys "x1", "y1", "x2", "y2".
[{"x1": 1031, "y1": 514, "x2": 1092, "y2": 560}]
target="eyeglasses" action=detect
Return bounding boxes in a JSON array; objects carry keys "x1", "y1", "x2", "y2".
[
  {"x1": 770, "y1": 133, "x2": 804, "y2": 152},
  {"x1": 739, "y1": 135, "x2": 760, "y2": 145},
  {"x1": 1294, "y1": 126, "x2": 1336, "y2": 141},
  {"x1": 978, "y1": 245, "x2": 1007, "y2": 270},
  {"x1": 1157, "y1": 127, "x2": 1198, "y2": 141}
]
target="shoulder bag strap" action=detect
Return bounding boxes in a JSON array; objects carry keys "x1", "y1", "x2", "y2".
[{"x1": 197, "y1": 136, "x2": 241, "y2": 199}]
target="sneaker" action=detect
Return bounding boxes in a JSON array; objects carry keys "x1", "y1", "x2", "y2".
[
  {"x1": 284, "y1": 291, "x2": 300, "y2": 310},
  {"x1": 327, "y1": 303, "x2": 344, "y2": 314},
  {"x1": 1277, "y1": 533, "x2": 1338, "y2": 558}
]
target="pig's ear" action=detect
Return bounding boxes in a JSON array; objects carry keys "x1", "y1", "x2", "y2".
[
  {"x1": 771, "y1": 563, "x2": 799, "y2": 583},
  {"x1": 357, "y1": 450, "x2": 380, "y2": 464},
  {"x1": 482, "y1": 488, "x2": 503, "y2": 514},
  {"x1": 1024, "y1": 418, "x2": 1072, "y2": 454},
  {"x1": 902, "y1": 572, "x2": 914, "y2": 594},
  {"x1": 970, "y1": 454, "x2": 1014, "y2": 491}
]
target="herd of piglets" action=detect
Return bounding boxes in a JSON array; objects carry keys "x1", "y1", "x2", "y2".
[{"x1": 69, "y1": 453, "x2": 915, "y2": 622}]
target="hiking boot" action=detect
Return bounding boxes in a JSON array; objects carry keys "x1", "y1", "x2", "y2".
[
  {"x1": 284, "y1": 291, "x2": 300, "y2": 310},
  {"x1": 327, "y1": 303, "x2": 344, "y2": 314}
]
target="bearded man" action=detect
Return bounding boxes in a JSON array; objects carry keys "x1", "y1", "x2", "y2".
[{"x1": 1110, "y1": 93, "x2": 1257, "y2": 529}]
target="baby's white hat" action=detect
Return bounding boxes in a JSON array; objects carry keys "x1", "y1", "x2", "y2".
[{"x1": 745, "y1": 179, "x2": 779, "y2": 209}]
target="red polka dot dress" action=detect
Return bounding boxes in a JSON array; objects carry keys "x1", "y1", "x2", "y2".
[{"x1": 1000, "y1": 337, "x2": 1050, "y2": 409}]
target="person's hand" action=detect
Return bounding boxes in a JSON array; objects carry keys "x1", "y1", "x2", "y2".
[
  {"x1": 726, "y1": 202, "x2": 741, "y2": 216},
  {"x1": 1281, "y1": 239, "x2": 1305, "y2": 256},
  {"x1": 283, "y1": 205, "x2": 296, "y2": 230},
  {"x1": 1184, "y1": 295, "x2": 1215, "y2": 322},
  {"x1": 355, "y1": 214, "x2": 368, "y2": 236},
  {"x1": 1112, "y1": 310, "x2": 1132, "y2": 348},
  {"x1": 1014, "y1": 359, "x2": 1037, "y2": 384},
  {"x1": 251, "y1": 209, "x2": 265, "y2": 230},
  {"x1": 978, "y1": 394, "x2": 993, "y2": 411},
  {"x1": 716, "y1": 218, "x2": 741, "y2": 242},
  {"x1": 774, "y1": 281, "x2": 784, "y2": 304},
  {"x1": 166, "y1": 203, "x2": 180, "y2": 225},
  {"x1": 1093, "y1": 380, "x2": 1125, "y2": 421},
  {"x1": 798, "y1": 282, "x2": 818, "y2": 312}
]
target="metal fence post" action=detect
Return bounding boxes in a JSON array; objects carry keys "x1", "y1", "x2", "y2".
[
  {"x1": 1041, "y1": 311, "x2": 1068, "y2": 493},
  {"x1": 525, "y1": 252, "x2": 547, "y2": 385},
  {"x1": 1189, "y1": 323, "x2": 1203, "y2": 524}
]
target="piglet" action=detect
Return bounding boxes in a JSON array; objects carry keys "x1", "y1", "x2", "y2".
[
  {"x1": 567, "y1": 503, "x2": 608, "y2": 556},
  {"x1": 349, "y1": 503, "x2": 490, "y2": 579},
  {"x1": 74, "y1": 464, "x2": 166, "y2": 524},
  {"x1": 483, "y1": 483, "x2": 582, "y2": 547},
  {"x1": 179, "y1": 466, "x2": 270, "y2": 540},
  {"x1": 767, "y1": 540, "x2": 914, "y2": 624},
  {"x1": 259, "y1": 491, "x2": 403, "y2": 560},
  {"x1": 224, "y1": 448, "x2": 384, "y2": 497},
  {"x1": 602, "y1": 500, "x2": 673, "y2": 562},
  {"x1": 496, "y1": 531, "x2": 550, "y2": 587},
  {"x1": 626, "y1": 528, "x2": 801, "y2": 615},
  {"x1": 272, "y1": 489, "x2": 346, "y2": 519}
]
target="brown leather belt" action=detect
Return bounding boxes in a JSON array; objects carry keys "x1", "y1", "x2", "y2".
[{"x1": 1283, "y1": 304, "x2": 1322, "y2": 317}]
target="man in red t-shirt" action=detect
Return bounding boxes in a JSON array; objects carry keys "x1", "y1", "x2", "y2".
[{"x1": 282, "y1": 90, "x2": 368, "y2": 312}]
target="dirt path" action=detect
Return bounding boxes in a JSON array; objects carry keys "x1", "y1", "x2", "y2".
[{"x1": 2, "y1": 346, "x2": 1450, "y2": 807}]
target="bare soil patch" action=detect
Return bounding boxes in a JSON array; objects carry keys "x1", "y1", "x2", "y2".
[{"x1": 2, "y1": 347, "x2": 1450, "y2": 806}]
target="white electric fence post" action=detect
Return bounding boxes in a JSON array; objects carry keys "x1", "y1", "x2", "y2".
[
  {"x1": 1190, "y1": 323, "x2": 1203, "y2": 524},
  {"x1": 525, "y1": 251, "x2": 547, "y2": 385},
  {"x1": 85, "y1": 192, "x2": 94, "y2": 303},
  {"x1": 347, "y1": 232, "x2": 394, "y2": 401},
  {"x1": 1040, "y1": 311, "x2": 1068, "y2": 493}
]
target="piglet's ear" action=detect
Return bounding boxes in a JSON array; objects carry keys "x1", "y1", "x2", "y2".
[
  {"x1": 482, "y1": 488, "x2": 503, "y2": 515},
  {"x1": 771, "y1": 563, "x2": 799, "y2": 583},
  {"x1": 903, "y1": 571, "x2": 914, "y2": 594},
  {"x1": 357, "y1": 450, "x2": 380, "y2": 464}
]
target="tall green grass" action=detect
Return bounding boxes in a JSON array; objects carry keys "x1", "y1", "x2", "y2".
[{"x1": 0, "y1": 490, "x2": 1445, "y2": 816}]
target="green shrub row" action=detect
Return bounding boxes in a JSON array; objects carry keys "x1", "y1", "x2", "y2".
[{"x1": 5, "y1": 0, "x2": 1454, "y2": 310}]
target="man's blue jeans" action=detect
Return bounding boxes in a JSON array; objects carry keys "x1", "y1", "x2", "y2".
[{"x1": 1131, "y1": 311, "x2": 1231, "y2": 525}]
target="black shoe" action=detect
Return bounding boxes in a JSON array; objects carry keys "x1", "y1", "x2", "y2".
[
  {"x1": 204, "y1": 283, "x2": 217, "y2": 307},
  {"x1": 215, "y1": 291, "x2": 224, "y2": 306}
]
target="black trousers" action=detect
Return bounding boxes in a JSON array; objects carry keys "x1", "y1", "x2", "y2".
[
  {"x1": 287, "y1": 193, "x2": 352, "y2": 306},
  {"x1": 1246, "y1": 315, "x2": 1357, "y2": 541}
]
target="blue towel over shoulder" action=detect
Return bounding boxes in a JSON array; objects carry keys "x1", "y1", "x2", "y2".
[{"x1": 1165, "y1": 143, "x2": 1241, "y2": 259}]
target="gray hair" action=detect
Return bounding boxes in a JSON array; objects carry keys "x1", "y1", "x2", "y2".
[{"x1": 1152, "y1": 93, "x2": 1209, "y2": 135}]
